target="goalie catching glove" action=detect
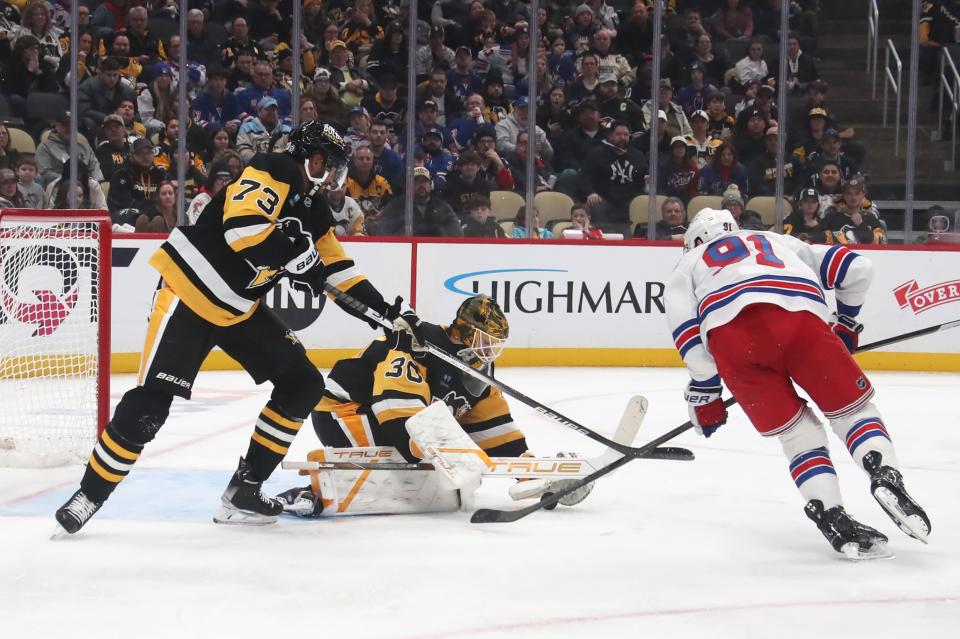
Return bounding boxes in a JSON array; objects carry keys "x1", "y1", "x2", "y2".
[{"x1": 685, "y1": 376, "x2": 727, "y2": 437}]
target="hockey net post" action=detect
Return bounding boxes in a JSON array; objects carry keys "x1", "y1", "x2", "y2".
[{"x1": 0, "y1": 209, "x2": 111, "y2": 467}]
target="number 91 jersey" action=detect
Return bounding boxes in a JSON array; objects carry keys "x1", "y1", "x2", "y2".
[{"x1": 665, "y1": 230, "x2": 872, "y2": 381}]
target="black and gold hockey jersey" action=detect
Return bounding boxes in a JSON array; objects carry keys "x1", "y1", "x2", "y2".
[
  {"x1": 149, "y1": 152, "x2": 387, "y2": 326},
  {"x1": 315, "y1": 324, "x2": 527, "y2": 460}
]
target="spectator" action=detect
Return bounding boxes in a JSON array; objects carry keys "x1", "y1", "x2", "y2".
[
  {"x1": 139, "y1": 62, "x2": 177, "y2": 136},
  {"x1": 658, "y1": 136, "x2": 700, "y2": 204},
  {"x1": 77, "y1": 57, "x2": 136, "y2": 135},
  {"x1": 443, "y1": 150, "x2": 494, "y2": 217},
  {"x1": 711, "y1": 0, "x2": 753, "y2": 41},
  {"x1": 643, "y1": 79, "x2": 691, "y2": 138},
  {"x1": 508, "y1": 20, "x2": 533, "y2": 83},
  {"x1": 192, "y1": 66, "x2": 239, "y2": 135},
  {"x1": 326, "y1": 183, "x2": 366, "y2": 236},
  {"x1": 135, "y1": 181, "x2": 178, "y2": 233},
  {"x1": 186, "y1": 8, "x2": 218, "y2": 67},
  {"x1": 582, "y1": 120, "x2": 647, "y2": 227},
  {"x1": 114, "y1": 97, "x2": 147, "y2": 139},
  {"x1": 448, "y1": 93, "x2": 494, "y2": 150},
  {"x1": 326, "y1": 39, "x2": 369, "y2": 108},
  {"x1": 108, "y1": 137, "x2": 165, "y2": 225},
  {"x1": 568, "y1": 52, "x2": 601, "y2": 103},
  {"x1": 495, "y1": 96, "x2": 553, "y2": 162},
  {"x1": 538, "y1": 86, "x2": 575, "y2": 146},
  {"x1": 90, "y1": 0, "x2": 128, "y2": 38},
  {"x1": 578, "y1": 27, "x2": 634, "y2": 89},
  {"x1": 416, "y1": 25, "x2": 456, "y2": 78},
  {"x1": 748, "y1": 84, "x2": 779, "y2": 124},
  {"x1": 367, "y1": 20, "x2": 408, "y2": 85},
  {"x1": 0, "y1": 124, "x2": 21, "y2": 172},
  {"x1": 669, "y1": 8, "x2": 709, "y2": 62},
  {"x1": 566, "y1": 5, "x2": 596, "y2": 56},
  {"x1": 705, "y1": 93, "x2": 736, "y2": 141},
  {"x1": 0, "y1": 168, "x2": 25, "y2": 207},
  {"x1": 568, "y1": 201, "x2": 604, "y2": 239},
  {"x1": 308, "y1": 67, "x2": 348, "y2": 127},
  {"x1": 379, "y1": 166, "x2": 463, "y2": 237},
  {"x1": 154, "y1": 117, "x2": 206, "y2": 184},
  {"x1": 124, "y1": 5, "x2": 165, "y2": 67},
  {"x1": 15, "y1": 157, "x2": 44, "y2": 209},
  {"x1": 186, "y1": 167, "x2": 232, "y2": 225},
  {"x1": 219, "y1": 17, "x2": 265, "y2": 70},
  {"x1": 482, "y1": 71, "x2": 511, "y2": 120},
  {"x1": 810, "y1": 159, "x2": 844, "y2": 212},
  {"x1": 47, "y1": 164, "x2": 107, "y2": 210},
  {"x1": 507, "y1": 130, "x2": 556, "y2": 195},
  {"x1": 1, "y1": 34, "x2": 58, "y2": 116},
  {"x1": 420, "y1": 69, "x2": 462, "y2": 128},
  {"x1": 698, "y1": 141, "x2": 748, "y2": 197},
  {"x1": 596, "y1": 72, "x2": 646, "y2": 134},
  {"x1": 235, "y1": 60, "x2": 293, "y2": 119},
  {"x1": 95, "y1": 114, "x2": 132, "y2": 181},
  {"x1": 14, "y1": 1, "x2": 62, "y2": 70},
  {"x1": 804, "y1": 128, "x2": 858, "y2": 186},
  {"x1": 235, "y1": 96, "x2": 292, "y2": 161},
  {"x1": 368, "y1": 119, "x2": 402, "y2": 190},
  {"x1": 689, "y1": 33, "x2": 728, "y2": 88},
  {"x1": 471, "y1": 125, "x2": 515, "y2": 191},
  {"x1": 734, "y1": 106, "x2": 769, "y2": 165},
  {"x1": 785, "y1": 32, "x2": 820, "y2": 94},
  {"x1": 789, "y1": 106, "x2": 830, "y2": 163},
  {"x1": 447, "y1": 46, "x2": 483, "y2": 106},
  {"x1": 104, "y1": 31, "x2": 143, "y2": 85},
  {"x1": 419, "y1": 127, "x2": 455, "y2": 187},
  {"x1": 363, "y1": 75, "x2": 406, "y2": 130},
  {"x1": 246, "y1": 0, "x2": 290, "y2": 45},
  {"x1": 346, "y1": 145, "x2": 394, "y2": 223},
  {"x1": 344, "y1": 106, "x2": 372, "y2": 151},
  {"x1": 634, "y1": 196, "x2": 688, "y2": 240},
  {"x1": 511, "y1": 205, "x2": 554, "y2": 239},
  {"x1": 57, "y1": 29, "x2": 100, "y2": 88},
  {"x1": 635, "y1": 109, "x2": 673, "y2": 161},
  {"x1": 733, "y1": 38, "x2": 770, "y2": 88},
  {"x1": 36, "y1": 112, "x2": 103, "y2": 186},
  {"x1": 748, "y1": 125, "x2": 800, "y2": 197},
  {"x1": 227, "y1": 49, "x2": 255, "y2": 91},
  {"x1": 783, "y1": 187, "x2": 829, "y2": 244},
  {"x1": 220, "y1": 150, "x2": 244, "y2": 180},
  {"x1": 461, "y1": 194, "x2": 507, "y2": 238},
  {"x1": 823, "y1": 176, "x2": 886, "y2": 244},
  {"x1": 684, "y1": 110, "x2": 722, "y2": 169},
  {"x1": 616, "y1": 1, "x2": 655, "y2": 66},
  {"x1": 720, "y1": 184, "x2": 764, "y2": 230}
]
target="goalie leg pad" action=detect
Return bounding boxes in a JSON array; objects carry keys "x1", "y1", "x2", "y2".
[{"x1": 289, "y1": 468, "x2": 461, "y2": 516}]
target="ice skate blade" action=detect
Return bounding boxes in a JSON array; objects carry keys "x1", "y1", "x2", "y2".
[
  {"x1": 50, "y1": 523, "x2": 73, "y2": 540},
  {"x1": 839, "y1": 540, "x2": 895, "y2": 561},
  {"x1": 873, "y1": 487, "x2": 930, "y2": 544},
  {"x1": 213, "y1": 505, "x2": 279, "y2": 526}
]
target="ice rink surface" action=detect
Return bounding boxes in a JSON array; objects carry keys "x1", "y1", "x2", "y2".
[{"x1": 1, "y1": 367, "x2": 958, "y2": 638}]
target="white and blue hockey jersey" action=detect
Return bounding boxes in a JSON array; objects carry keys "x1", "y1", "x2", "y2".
[{"x1": 665, "y1": 231, "x2": 873, "y2": 382}]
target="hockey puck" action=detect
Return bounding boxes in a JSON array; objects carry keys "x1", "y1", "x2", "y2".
[{"x1": 541, "y1": 492, "x2": 558, "y2": 511}]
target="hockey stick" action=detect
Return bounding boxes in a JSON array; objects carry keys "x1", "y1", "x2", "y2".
[
  {"x1": 469, "y1": 318, "x2": 960, "y2": 523},
  {"x1": 325, "y1": 283, "x2": 694, "y2": 461}
]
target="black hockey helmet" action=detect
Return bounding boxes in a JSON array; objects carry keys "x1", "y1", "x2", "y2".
[{"x1": 286, "y1": 120, "x2": 349, "y2": 189}]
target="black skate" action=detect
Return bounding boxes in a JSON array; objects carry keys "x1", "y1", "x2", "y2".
[
  {"x1": 213, "y1": 457, "x2": 283, "y2": 525},
  {"x1": 804, "y1": 500, "x2": 893, "y2": 560},
  {"x1": 54, "y1": 489, "x2": 103, "y2": 535},
  {"x1": 863, "y1": 451, "x2": 931, "y2": 543},
  {"x1": 275, "y1": 486, "x2": 324, "y2": 518}
]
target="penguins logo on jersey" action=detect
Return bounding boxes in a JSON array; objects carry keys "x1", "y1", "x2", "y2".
[
  {"x1": 248, "y1": 265, "x2": 281, "y2": 288},
  {"x1": 437, "y1": 390, "x2": 472, "y2": 418}
]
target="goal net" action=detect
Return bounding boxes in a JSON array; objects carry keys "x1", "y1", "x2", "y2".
[{"x1": 0, "y1": 210, "x2": 111, "y2": 467}]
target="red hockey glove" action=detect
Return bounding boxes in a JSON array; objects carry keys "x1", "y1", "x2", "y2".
[
  {"x1": 831, "y1": 314, "x2": 863, "y2": 354},
  {"x1": 685, "y1": 377, "x2": 727, "y2": 438}
]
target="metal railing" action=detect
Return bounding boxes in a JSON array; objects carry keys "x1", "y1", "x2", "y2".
[
  {"x1": 937, "y1": 48, "x2": 960, "y2": 171},
  {"x1": 883, "y1": 39, "x2": 903, "y2": 156},
  {"x1": 868, "y1": 0, "x2": 880, "y2": 98}
]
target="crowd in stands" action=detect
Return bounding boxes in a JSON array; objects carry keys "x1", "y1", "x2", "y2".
[{"x1": 0, "y1": 0, "x2": 897, "y2": 244}]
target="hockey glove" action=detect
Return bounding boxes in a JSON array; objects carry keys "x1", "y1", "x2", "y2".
[
  {"x1": 385, "y1": 296, "x2": 425, "y2": 350},
  {"x1": 684, "y1": 377, "x2": 727, "y2": 438},
  {"x1": 284, "y1": 232, "x2": 326, "y2": 297},
  {"x1": 831, "y1": 314, "x2": 863, "y2": 354}
]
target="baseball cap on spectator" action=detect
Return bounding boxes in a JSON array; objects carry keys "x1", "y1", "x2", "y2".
[
  {"x1": 765, "y1": 125, "x2": 779, "y2": 137},
  {"x1": 314, "y1": 67, "x2": 331, "y2": 80},
  {"x1": 574, "y1": 98, "x2": 599, "y2": 115},
  {"x1": 688, "y1": 61, "x2": 704, "y2": 73},
  {"x1": 154, "y1": 62, "x2": 172, "y2": 76},
  {"x1": 745, "y1": 107, "x2": 765, "y2": 121},
  {"x1": 514, "y1": 21, "x2": 529, "y2": 34},
  {"x1": 721, "y1": 185, "x2": 744, "y2": 208},
  {"x1": 799, "y1": 188, "x2": 820, "y2": 202},
  {"x1": 330, "y1": 40, "x2": 347, "y2": 50},
  {"x1": 420, "y1": 99, "x2": 439, "y2": 111},
  {"x1": 758, "y1": 85, "x2": 775, "y2": 98},
  {"x1": 822, "y1": 128, "x2": 840, "y2": 140},
  {"x1": 421, "y1": 127, "x2": 444, "y2": 143},
  {"x1": 55, "y1": 111, "x2": 71, "y2": 124},
  {"x1": 843, "y1": 175, "x2": 866, "y2": 192},
  {"x1": 131, "y1": 138, "x2": 154, "y2": 154},
  {"x1": 413, "y1": 166, "x2": 431, "y2": 180},
  {"x1": 709, "y1": 92, "x2": 726, "y2": 104},
  {"x1": 599, "y1": 72, "x2": 618, "y2": 84},
  {"x1": 690, "y1": 109, "x2": 708, "y2": 122},
  {"x1": 350, "y1": 106, "x2": 369, "y2": 117},
  {"x1": 430, "y1": 25, "x2": 445, "y2": 39},
  {"x1": 103, "y1": 114, "x2": 125, "y2": 128},
  {"x1": 575, "y1": 4, "x2": 593, "y2": 17},
  {"x1": 670, "y1": 136, "x2": 688, "y2": 147},
  {"x1": 659, "y1": 78, "x2": 672, "y2": 90},
  {"x1": 456, "y1": 45, "x2": 472, "y2": 56},
  {"x1": 808, "y1": 107, "x2": 829, "y2": 119},
  {"x1": 513, "y1": 96, "x2": 529, "y2": 108},
  {"x1": 258, "y1": 96, "x2": 279, "y2": 110}
]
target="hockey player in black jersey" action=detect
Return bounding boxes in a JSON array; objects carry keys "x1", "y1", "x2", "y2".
[{"x1": 55, "y1": 120, "x2": 421, "y2": 533}]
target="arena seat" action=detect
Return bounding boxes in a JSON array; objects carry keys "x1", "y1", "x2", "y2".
[
  {"x1": 7, "y1": 128, "x2": 36, "y2": 154},
  {"x1": 629, "y1": 194, "x2": 667, "y2": 228},
  {"x1": 687, "y1": 195, "x2": 724, "y2": 217},
  {"x1": 746, "y1": 196, "x2": 791, "y2": 226},
  {"x1": 490, "y1": 190, "x2": 525, "y2": 222},
  {"x1": 533, "y1": 191, "x2": 574, "y2": 223}
]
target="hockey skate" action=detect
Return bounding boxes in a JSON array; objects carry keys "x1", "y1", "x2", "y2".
[
  {"x1": 804, "y1": 500, "x2": 893, "y2": 560},
  {"x1": 213, "y1": 457, "x2": 283, "y2": 525},
  {"x1": 863, "y1": 452, "x2": 931, "y2": 543},
  {"x1": 275, "y1": 486, "x2": 324, "y2": 518},
  {"x1": 54, "y1": 489, "x2": 104, "y2": 535}
]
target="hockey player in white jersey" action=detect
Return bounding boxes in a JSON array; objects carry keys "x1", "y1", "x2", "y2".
[{"x1": 665, "y1": 208, "x2": 930, "y2": 559}]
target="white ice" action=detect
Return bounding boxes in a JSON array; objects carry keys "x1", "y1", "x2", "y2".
[{"x1": 1, "y1": 367, "x2": 958, "y2": 638}]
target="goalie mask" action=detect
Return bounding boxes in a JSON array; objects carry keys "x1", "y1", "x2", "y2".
[
  {"x1": 448, "y1": 294, "x2": 509, "y2": 365},
  {"x1": 683, "y1": 208, "x2": 739, "y2": 252},
  {"x1": 286, "y1": 120, "x2": 349, "y2": 190}
]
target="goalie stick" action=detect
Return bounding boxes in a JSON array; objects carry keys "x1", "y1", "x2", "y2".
[
  {"x1": 325, "y1": 284, "x2": 694, "y2": 461},
  {"x1": 470, "y1": 319, "x2": 960, "y2": 523}
]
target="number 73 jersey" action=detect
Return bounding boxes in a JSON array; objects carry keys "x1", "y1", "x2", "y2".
[{"x1": 665, "y1": 230, "x2": 873, "y2": 381}]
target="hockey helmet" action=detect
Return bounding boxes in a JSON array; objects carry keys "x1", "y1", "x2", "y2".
[
  {"x1": 286, "y1": 120, "x2": 350, "y2": 190},
  {"x1": 448, "y1": 294, "x2": 509, "y2": 364},
  {"x1": 683, "y1": 208, "x2": 739, "y2": 252}
]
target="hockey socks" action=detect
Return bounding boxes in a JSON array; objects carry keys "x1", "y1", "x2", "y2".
[
  {"x1": 828, "y1": 403, "x2": 899, "y2": 472},
  {"x1": 779, "y1": 409, "x2": 843, "y2": 509},
  {"x1": 80, "y1": 422, "x2": 145, "y2": 503},
  {"x1": 245, "y1": 402, "x2": 305, "y2": 482}
]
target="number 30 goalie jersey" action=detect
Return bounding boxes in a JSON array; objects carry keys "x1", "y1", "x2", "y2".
[{"x1": 665, "y1": 231, "x2": 873, "y2": 381}]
